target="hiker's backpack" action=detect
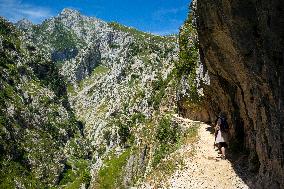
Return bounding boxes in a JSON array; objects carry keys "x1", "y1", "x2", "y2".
[{"x1": 219, "y1": 117, "x2": 229, "y2": 132}]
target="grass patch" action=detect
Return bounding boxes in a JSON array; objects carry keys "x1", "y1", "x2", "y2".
[
  {"x1": 95, "y1": 102, "x2": 108, "y2": 116},
  {"x1": 92, "y1": 65, "x2": 109, "y2": 76},
  {"x1": 146, "y1": 121, "x2": 199, "y2": 186},
  {"x1": 0, "y1": 161, "x2": 43, "y2": 189},
  {"x1": 67, "y1": 84, "x2": 77, "y2": 96},
  {"x1": 95, "y1": 149, "x2": 131, "y2": 189},
  {"x1": 59, "y1": 159, "x2": 91, "y2": 189},
  {"x1": 78, "y1": 65, "x2": 109, "y2": 91},
  {"x1": 181, "y1": 124, "x2": 199, "y2": 145}
]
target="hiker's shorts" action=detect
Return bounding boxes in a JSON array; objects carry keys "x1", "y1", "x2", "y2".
[{"x1": 219, "y1": 142, "x2": 228, "y2": 148}]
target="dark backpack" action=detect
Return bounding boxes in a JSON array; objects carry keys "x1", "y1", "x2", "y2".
[{"x1": 219, "y1": 117, "x2": 229, "y2": 132}]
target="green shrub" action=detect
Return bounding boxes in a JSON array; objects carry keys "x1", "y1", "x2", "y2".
[
  {"x1": 117, "y1": 121, "x2": 131, "y2": 145},
  {"x1": 103, "y1": 130, "x2": 112, "y2": 145},
  {"x1": 152, "y1": 144, "x2": 171, "y2": 168},
  {"x1": 130, "y1": 112, "x2": 146, "y2": 124},
  {"x1": 148, "y1": 74, "x2": 166, "y2": 110},
  {"x1": 156, "y1": 117, "x2": 179, "y2": 144},
  {"x1": 0, "y1": 161, "x2": 43, "y2": 189},
  {"x1": 177, "y1": 12, "x2": 199, "y2": 77},
  {"x1": 109, "y1": 43, "x2": 120, "y2": 49},
  {"x1": 59, "y1": 159, "x2": 91, "y2": 189},
  {"x1": 152, "y1": 116, "x2": 180, "y2": 167}
]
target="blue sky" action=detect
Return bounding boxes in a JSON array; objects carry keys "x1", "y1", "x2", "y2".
[{"x1": 0, "y1": 0, "x2": 191, "y2": 35}]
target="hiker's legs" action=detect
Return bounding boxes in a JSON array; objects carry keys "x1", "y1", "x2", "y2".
[
  {"x1": 221, "y1": 146, "x2": 225, "y2": 156},
  {"x1": 219, "y1": 142, "x2": 227, "y2": 158}
]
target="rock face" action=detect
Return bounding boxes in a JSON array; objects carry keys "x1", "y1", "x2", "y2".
[
  {"x1": 15, "y1": 18, "x2": 33, "y2": 30},
  {"x1": 194, "y1": 0, "x2": 284, "y2": 188},
  {"x1": 13, "y1": 9, "x2": 181, "y2": 188},
  {"x1": 176, "y1": 7, "x2": 210, "y2": 123}
]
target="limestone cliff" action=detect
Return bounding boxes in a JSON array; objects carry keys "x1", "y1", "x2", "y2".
[
  {"x1": 176, "y1": 8, "x2": 210, "y2": 122},
  {"x1": 12, "y1": 9, "x2": 183, "y2": 188},
  {"x1": 193, "y1": 0, "x2": 284, "y2": 188}
]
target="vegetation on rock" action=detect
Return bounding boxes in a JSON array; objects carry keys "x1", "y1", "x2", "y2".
[
  {"x1": 0, "y1": 6, "x2": 201, "y2": 188},
  {"x1": 0, "y1": 18, "x2": 87, "y2": 188}
]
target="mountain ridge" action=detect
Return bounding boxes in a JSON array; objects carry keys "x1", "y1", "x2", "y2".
[{"x1": 0, "y1": 7, "x2": 192, "y2": 188}]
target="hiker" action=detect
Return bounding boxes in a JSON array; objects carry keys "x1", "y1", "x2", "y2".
[{"x1": 214, "y1": 112, "x2": 229, "y2": 159}]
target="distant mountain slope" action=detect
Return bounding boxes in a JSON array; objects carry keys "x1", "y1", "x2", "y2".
[
  {"x1": 0, "y1": 18, "x2": 85, "y2": 187},
  {"x1": 11, "y1": 8, "x2": 192, "y2": 188}
]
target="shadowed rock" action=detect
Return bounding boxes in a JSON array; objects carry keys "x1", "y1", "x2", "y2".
[{"x1": 195, "y1": 0, "x2": 284, "y2": 188}]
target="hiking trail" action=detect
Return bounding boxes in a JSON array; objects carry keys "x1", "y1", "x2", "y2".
[{"x1": 141, "y1": 116, "x2": 251, "y2": 189}]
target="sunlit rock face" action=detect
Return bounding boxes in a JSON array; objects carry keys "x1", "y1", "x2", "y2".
[
  {"x1": 195, "y1": 0, "x2": 284, "y2": 188},
  {"x1": 15, "y1": 8, "x2": 179, "y2": 188}
]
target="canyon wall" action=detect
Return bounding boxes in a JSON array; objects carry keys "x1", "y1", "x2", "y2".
[{"x1": 195, "y1": 0, "x2": 284, "y2": 188}]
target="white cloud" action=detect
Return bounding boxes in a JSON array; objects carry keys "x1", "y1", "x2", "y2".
[{"x1": 0, "y1": 0, "x2": 53, "y2": 23}]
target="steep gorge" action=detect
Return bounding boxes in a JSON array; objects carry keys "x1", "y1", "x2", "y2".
[{"x1": 1, "y1": 9, "x2": 188, "y2": 188}]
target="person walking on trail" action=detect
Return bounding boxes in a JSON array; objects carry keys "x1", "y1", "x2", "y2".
[{"x1": 214, "y1": 112, "x2": 229, "y2": 159}]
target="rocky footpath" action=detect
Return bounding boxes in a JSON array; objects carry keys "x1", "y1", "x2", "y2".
[
  {"x1": 166, "y1": 122, "x2": 249, "y2": 189},
  {"x1": 189, "y1": 0, "x2": 283, "y2": 188},
  {"x1": 141, "y1": 119, "x2": 250, "y2": 189}
]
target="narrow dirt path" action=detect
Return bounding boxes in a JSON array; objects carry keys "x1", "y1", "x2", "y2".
[{"x1": 165, "y1": 121, "x2": 249, "y2": 189}]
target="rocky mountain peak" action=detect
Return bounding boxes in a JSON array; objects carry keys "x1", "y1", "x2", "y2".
[
  {"x1": 54, "y1": 7, "x2": 107, "y2": 42},
  {"x1": 16, "y1": 18, "x2": 33, "y2": 29},
  {"x1": 59, "y1": 8, "x2": 81, "y2": 17},
  {"x1": 58, "y1": 7, "x2": 102, "y2": 23}
]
